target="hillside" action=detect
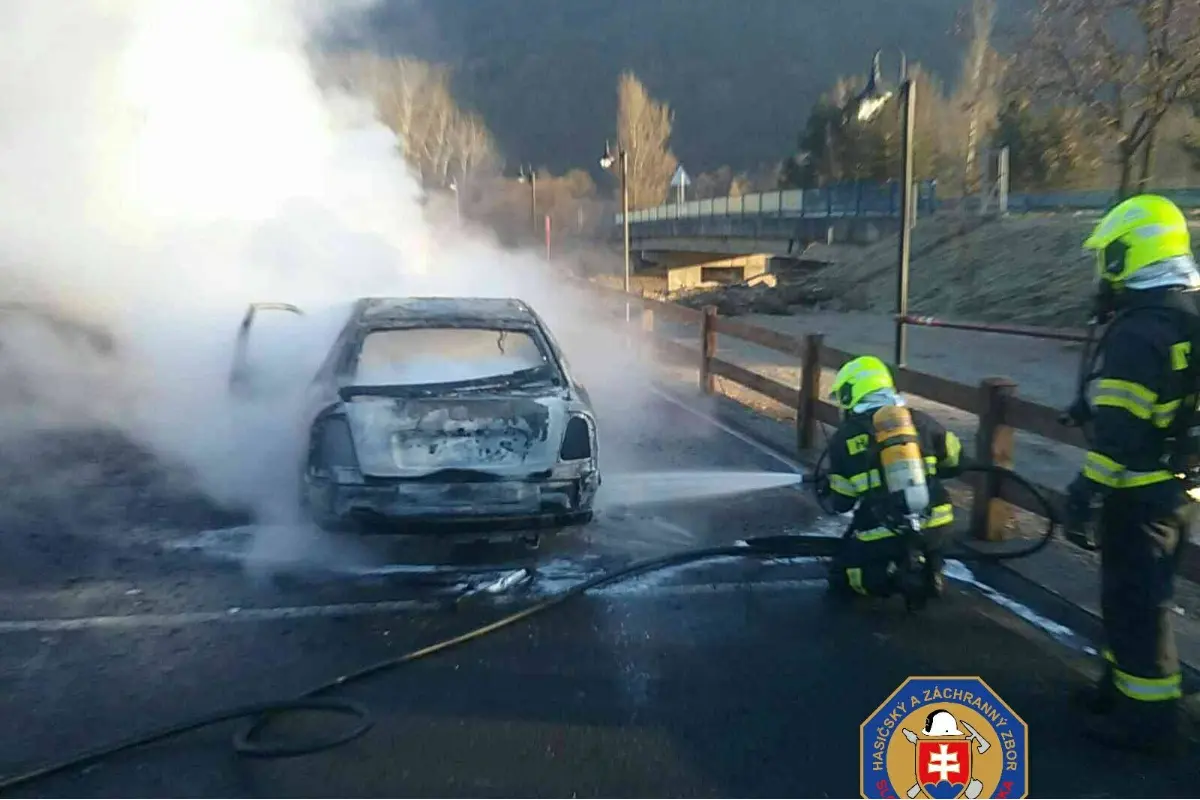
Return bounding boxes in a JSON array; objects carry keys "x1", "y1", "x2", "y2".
[
  {"x1": 354, "y1": 0, "x2": 1034, "y2": 175},
  {"x1": 668, "y1": 216, "x2": 1200, "y2": 328}
]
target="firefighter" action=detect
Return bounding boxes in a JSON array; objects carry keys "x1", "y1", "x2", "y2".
[
  {"x1": 814, "y1": 354, "x2": 965, "y2": 605},
  {"x1": 1065, "y1": 193, "x2": 1200, "y2": 755}
]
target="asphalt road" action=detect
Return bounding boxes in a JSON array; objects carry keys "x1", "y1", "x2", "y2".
[{"x1": 1, "y1": 387, "x2": 1198, "y2": 798}]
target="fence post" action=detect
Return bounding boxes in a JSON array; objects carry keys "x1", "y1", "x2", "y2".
[
  {"x1": 641, "y1": 306, "x2": 654, "y2": 333},
  {"x1": 971, "y1": 377, "x2": 1017, "y2": 541},
  {"x1": 798, "y1": 333, "x2": 825, "y2": 451},
  {"x1": 700, "y1": 305, "x2": 718, "y2": 394}
]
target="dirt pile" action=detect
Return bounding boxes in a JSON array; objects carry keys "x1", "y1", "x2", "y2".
[{"x1": 672, "y1": 268, "x2": 837, "y2": 317}]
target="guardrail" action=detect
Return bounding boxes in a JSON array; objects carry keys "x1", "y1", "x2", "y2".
[
  {"x1": 615, "y1": 184, "x2": 1200, "y2": 226},
  {"x1": 587, "y1": 282, "x2": 1200, "y2": 582},
  {"x1": 616, "y1": 181, "x2": 938, "y2": 225}
]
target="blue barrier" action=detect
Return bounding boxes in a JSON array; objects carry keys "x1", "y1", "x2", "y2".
[
  {"x1": 616, "y1": 180, "x2": 938, "y2": 225},
  {"x1": 616, "y1": 182, "x2": 1200, "y2": 225}
]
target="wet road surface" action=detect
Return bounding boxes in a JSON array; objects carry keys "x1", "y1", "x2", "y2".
[{"x1": 1, "y1": 387, "x2": 1198, "y2": 797}]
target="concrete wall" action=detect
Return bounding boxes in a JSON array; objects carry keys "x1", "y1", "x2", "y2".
[{"x1": 663, "y1": 253, "x2": 771, "y2": 292}]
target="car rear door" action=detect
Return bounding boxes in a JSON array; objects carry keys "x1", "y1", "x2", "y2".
[{"x1": 229, "y1": 302, "x2": 305, "y2": 397}]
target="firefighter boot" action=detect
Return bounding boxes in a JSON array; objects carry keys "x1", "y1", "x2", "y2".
[
  {"x1": 824, "y1": 562, "x2": 857, "y2": 603},
  {"x1": 1081, "y1": 695, "x2": 1185, "y2": 757},
  {"x1": 922, "y1": 551, "x2": 946, "y2": 600},
  {"x1": 1072, "y1": 665, "x2": 1117, "y2": 716}
]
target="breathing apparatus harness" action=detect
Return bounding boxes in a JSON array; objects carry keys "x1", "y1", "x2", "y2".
[
  {"x1": 811, "y1": 396, "x2": 1062, "y2": 614},
  {"x1": 866, "y1": 404, "x2": 939, "y2": 610},
  {"x1": 1059, "y1": 293, "x2": 1200, "y2": 550},
  {"x1": 812, "y1": 401, "x2": 943, "y2": 612}
]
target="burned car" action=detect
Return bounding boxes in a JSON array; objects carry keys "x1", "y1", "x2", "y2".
[{"x1": 231, "y1": 297, "x2": 600, "y2": 540}]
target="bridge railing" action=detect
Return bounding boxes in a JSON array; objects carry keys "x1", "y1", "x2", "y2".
[
  {"x1": 616, "y1": 181, "x2": 939, "y2": 225},
  {"x1": 616, "y1": 184, "x2": 1200, "y2": 226}
]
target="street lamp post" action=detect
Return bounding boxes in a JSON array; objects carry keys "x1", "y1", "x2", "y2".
[
  {"x1": 517, "y1": 165, "x2": 538, "y2": 241},
  {"x1": 852, "y1": 49, "x2": 916, "y2": 368},
  {"x1": 894, "y1": 79, "x2": 917, "y2": 369},
  {"x1": 599, "y1": 141, "x2": 631, "y2": 298}
]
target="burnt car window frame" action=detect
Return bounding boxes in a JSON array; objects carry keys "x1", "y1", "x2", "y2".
[{"x1": 340, "y1": 322, "x2": 566, "y2": 392}]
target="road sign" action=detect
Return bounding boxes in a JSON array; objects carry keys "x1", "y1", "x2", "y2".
[{"x1": 670, "y1": 165, "x2": 691, "y2": 188}]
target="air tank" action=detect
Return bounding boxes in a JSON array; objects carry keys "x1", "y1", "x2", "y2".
[{"x1": 871, "y1": 404, "x2": 930, "y2": 517}]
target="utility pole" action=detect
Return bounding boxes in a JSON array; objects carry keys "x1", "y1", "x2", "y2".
[
  {"x1": 850, "y1": 49, "x2": 916, "y2": 367},
  {"x1": 895, "y1": 78, "x2": 916, "y2": 368},
  {"x1": 600, "y1": 141, "x2": 632, "y2": 306},
  {"x1": 518, "y1": 165, "x2": 538, "y2": 242}
]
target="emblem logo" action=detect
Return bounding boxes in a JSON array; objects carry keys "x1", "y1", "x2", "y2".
[{"x1": 860, "y1": 676, "x2": 1028, "y2": 799}]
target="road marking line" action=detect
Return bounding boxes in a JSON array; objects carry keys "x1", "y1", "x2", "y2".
[
  {"x1": 648, "y1": 384, "x2": 804, "y2": 472},
  {"x1": 0, "y1": 600, "x2": 438, "y2": 632},
  {"x1": 0, "y1": 579, "x2": 827, "y2": 633}
]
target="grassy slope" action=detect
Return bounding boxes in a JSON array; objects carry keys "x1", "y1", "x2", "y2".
[{"x1": 826, "y1": 216, "x2": 1200, "y2": 326}]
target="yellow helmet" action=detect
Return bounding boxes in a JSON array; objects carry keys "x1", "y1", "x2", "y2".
[
  {"x1": 1083, "y1": 194, "x2": 1192, "y2": 284},
  {"x1": 830, "y1": 355, "x2": 894, "y2": 411}
]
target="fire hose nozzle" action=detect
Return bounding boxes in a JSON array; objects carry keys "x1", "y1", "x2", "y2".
[{"x1": 1060, "y1": 397, "x2": 1092, "y2": 428}]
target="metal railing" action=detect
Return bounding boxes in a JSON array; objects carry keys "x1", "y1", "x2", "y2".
[
  {"x1": 615, "y1": 183, "x2": 1200, "y2": 226},
  {"x1": 615, "y1": 181, "x2": 937, "y2": 225}
]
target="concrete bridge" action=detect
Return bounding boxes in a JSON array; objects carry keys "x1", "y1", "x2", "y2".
[{"x1": 608, "y1": 181, "x2": 937, "y2": 290}]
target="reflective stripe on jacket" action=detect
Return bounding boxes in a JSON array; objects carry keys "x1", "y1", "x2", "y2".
[
  {"x1": 825, "y1": 405, "x2": 962, "y2": 534},
  {"x1": 1081, "y1": 290, "x2": 1199, "y2": 505}
]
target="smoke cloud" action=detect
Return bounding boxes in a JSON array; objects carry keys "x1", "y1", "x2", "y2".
[{"x1": 0, "y1": 0, "x2": 663, "y2": 563}]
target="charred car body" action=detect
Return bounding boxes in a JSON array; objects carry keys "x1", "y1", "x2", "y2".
[{"x1": 231, "y1": 297, "x2": 600, "y2": 539}]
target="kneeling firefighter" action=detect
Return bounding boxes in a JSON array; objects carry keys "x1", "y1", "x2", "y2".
[
  {"x1": 815, "y1": 355, "x2": 965, "y2": 608},
  {"x1": 1063, "y1": 193, "x2": 1200, "y2": 755}
]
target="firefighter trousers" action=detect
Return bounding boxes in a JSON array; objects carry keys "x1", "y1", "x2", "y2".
[
  {"x1": 829, "y1": 524, "x2": 948, "y2": 598},
  {"x1": 1098, "y1": 493, "x2": 1194, "y2": 716}
]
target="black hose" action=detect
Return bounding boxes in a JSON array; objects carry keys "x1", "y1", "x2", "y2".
[
  {"x1": 948, "y1": 463, "x2": 1060, "y2": 560},
  {"x1": 0, "y1": 543, "x2": 812, "y2": 794},
  {"x1": 806, "y1": 439, "x2": 1060, "y2": 561},
  {"x1": 0, "y1": 468, "x2": 1063, "y2": 794}
]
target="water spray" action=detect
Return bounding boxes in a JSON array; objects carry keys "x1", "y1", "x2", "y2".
[{"x1": 596, "y1": 470, "x2": 806, "y2": 508}]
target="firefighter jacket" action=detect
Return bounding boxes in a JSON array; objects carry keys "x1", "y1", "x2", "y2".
[
  {"x1": 824, "y1": 405, "x2": 963, "y2": 541},
  {"x1": 1082, "y1": 288, "x2": 1200, "y2": 510}
]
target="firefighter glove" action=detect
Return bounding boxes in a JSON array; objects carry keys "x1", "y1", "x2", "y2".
[{"x1": 1064, "y1": 474, "x2": 1101, "y2": 550}]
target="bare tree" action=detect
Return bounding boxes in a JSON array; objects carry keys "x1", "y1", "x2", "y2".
[
  {"x1": 324, "y1": 54, "x2": 500, "y2": 190},
  {"x1": 1024, "y1": 0, "x2": 1200, "y2": 197},
  {"x1": 616, "y1": 71, "x2": 679, "y2": 209},
  {"x1": 728, "y1": 174, "x2": 752, "y2": 198},
  {"x1": 469, "y1": 169, "x2": 602, "y2": 246},
  {"x1": 955, "y1": 0, "x2": 1005, "y2": 197},
  {"x1": 694, "y1": 166, "x2": 734, "y2": 199}
]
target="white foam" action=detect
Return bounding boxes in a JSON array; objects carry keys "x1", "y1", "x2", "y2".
[
  {"x1": 944, "y1": 560, "x2": 1086, "y2": 647},
  {"x1": 173, "y1": 520, "x2": 1092, "y2": 656}
]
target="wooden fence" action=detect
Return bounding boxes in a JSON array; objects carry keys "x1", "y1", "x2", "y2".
[{"x1": 592, "y1": 284, "x2": 1200, "y2": 581}]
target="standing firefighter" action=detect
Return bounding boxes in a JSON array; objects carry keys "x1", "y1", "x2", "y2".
[
  {"x1": 1065, "y1": 194, "x2": 1200, "y2": 755},
  {"x1": 815, "y1": 355, "x2": 965, "y2": 609}
]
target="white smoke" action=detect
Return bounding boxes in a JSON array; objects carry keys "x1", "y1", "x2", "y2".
[{"x1": 0, "y1": 0, "x2": 661, "y2": 556}]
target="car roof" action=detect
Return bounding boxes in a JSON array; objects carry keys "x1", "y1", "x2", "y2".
[{"x1": 352, "y1": 296, "x2": 541, "y2": 328}]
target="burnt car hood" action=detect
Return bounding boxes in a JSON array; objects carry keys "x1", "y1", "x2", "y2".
[{"x1": 341, "y1": 389, "x2": 579, "y2": 479}]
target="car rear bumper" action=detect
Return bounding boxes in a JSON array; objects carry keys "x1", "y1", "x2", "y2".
[
  {"x1": 343, "y1": 508, "x2": 594, "y2": 536},
  {"x1": 306, "y1": 474, "x2": 598, "y2": 536}
]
